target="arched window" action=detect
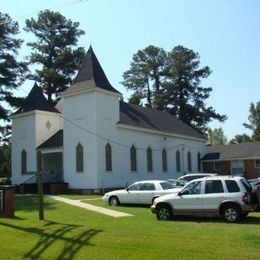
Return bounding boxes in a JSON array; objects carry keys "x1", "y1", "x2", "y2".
[
  {"x1": 176, "y1": 150, "x2": 181, "y2": 172},
  {"x1": 106, "y1": 143, "x2": 112, "y2": 171},
  {"x1": 187, "y1": 151, "x2": 192, "y2": 172},
  {"x1": 162, "y1": 148, "x2": 167, "y2": 172},
  {"x1": 76, "y1": 143, "x2": 84, "y2": 172},
  {"x1": 130, "y1": 145, "x2": 137, "y2": 172},
  {"x1": 197, "y1": 152, "x2": 201, "y2": 171},
  {"x1": 147, "y1": 147, "x2": 153, "y2": 172},
  {"x1": 21, "y1": 150, "x2": 27, "y2": 174}
]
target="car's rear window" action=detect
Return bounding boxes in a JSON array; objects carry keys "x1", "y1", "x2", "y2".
[
  {"x1": 160, "y1": 181, "x2": 174, "y2": 190},
  {"x1": 225, "y1": 180, "x2": 240, "y2": 193},
  {"x1": 240, "y1": 178, "x2": 252, "y2": 192}
]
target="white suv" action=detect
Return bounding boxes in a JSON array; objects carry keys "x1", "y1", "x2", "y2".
[{"x1": 151, "y1": 176, "x2": 257, "y2": 222}]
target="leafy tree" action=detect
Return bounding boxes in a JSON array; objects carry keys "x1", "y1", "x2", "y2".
[
  {"x1": 0, "y1": 142, "x2": 11, "y2": 176},
  {"x1": 243, "y1": 102, "x2": 260, "y2": 141},
  {"x1": 122, "y1": 45, "x2": 167, "y2": 109},
  {"x1": 164, "y1": 46, "x2": 227, "y2": 130},
  {"x1": 128, "y1": 93, "x2": 142, "y2": 105},
  {"x1": 207, "y1": 127, "x2": 227, "y2": 145},
  {"x1": 24, "y1": 10, "x2": 86, "y2": 103},
  {"x1": 0, "y1": 13, "x2": 27, "y2": 120},
  {"x1": 229, "y1": 134, "x2": 251, "y2": 144}
]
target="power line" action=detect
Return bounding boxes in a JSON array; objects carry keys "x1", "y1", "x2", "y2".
[
  {"x1": 62, "y1": 114, "x2": 198, "y2": 152},
  {"x1": 0, "y1": 0, "x2": 88, "y2": 26}
]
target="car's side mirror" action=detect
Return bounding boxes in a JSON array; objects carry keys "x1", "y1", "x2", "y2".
[{"x1": 178, "y1": 189, "x2": 190, "y2": 196}]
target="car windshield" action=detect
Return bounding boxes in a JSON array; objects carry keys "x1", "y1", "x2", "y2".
[{"x1": 160, "y1": 181, "x2": 174, "y2": 190}]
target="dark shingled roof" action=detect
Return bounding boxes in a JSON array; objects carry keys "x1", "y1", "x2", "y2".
[
  {"x1": 13, "y1": 83, "x2": 59, "y2": 115},
  {"x1": 38, "y1": 130, "x2": 63, "y2": 149},
  {"x1": 119, "y1": 102, "x2": 206, "y2": 140},
  {"x1": 69, "y1": 46, "x2": 120, "y2": 94},
  {"x1": 202, "y1": 142, "x2": 260, "y2": 161},
  {"x1": 39, "y1": 102, "x2": 206, "y2": 149}
]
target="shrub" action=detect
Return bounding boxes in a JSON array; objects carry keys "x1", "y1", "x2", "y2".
[{"x1": 0, "y1": 177, "x2": 11, "y2": 185}]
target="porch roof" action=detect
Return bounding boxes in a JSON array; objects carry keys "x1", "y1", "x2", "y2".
[
  {"x1": 38, "y1": 130, "x2": 63, "y2": 149},
  {"x1": 202, "y1": 142, "x2": 260, "y2": 161}
]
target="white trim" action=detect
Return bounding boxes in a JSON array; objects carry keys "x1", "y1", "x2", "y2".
[
  {"x1": 62, "y1": 83, "x2": 122, "y2": 99},
  {"x1": 255, "y1": 159, "x2": 260, "y2": 168},
  {"x1": 39, "y1": 147, "x2": 63, "y2": 154},
  {"x1": 231, "y1": 160, "x2": 245, "y2": 175},
  {"x1": 117, "y1": 123, "x2": 206, "y2": 142},
  {"x1": 0, "y1": 190, "x2": 3, "y2": 212},
  {"x1": 11, "y1": 110, "x2": 61, "y2": 119}
]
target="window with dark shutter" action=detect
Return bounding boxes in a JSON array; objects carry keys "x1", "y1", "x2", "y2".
[
  {"x1": 187, "y1": 151, "x2": 192, "y2": 172},
  {"x1": 21, "y1": 150, "x2": 27, "y2": 175},
  {"x1": 106, "y1": 143, "x2": 112, "y2": 171},
  {"x1": 130, "y1": 145, "x2": 137, "y2": 172},
  {"x1": 76, "y1": 143, "x2": 84, "y2": 172},
  {"x1": 197, "y1": 152, "x2": 201, "y2": 171},
  {"x1": 147, "y1": 147, "x2": 153, "y2": 172},
  {"x1": 176, "y1": 150, "x2": 181, "y2": 172},
  {"x1": 162, "y1": 148, "x2": 167, "y2": 172}
]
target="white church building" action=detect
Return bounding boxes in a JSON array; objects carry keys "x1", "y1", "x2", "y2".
[{"x1": 11, "y1": 46, "x2": 207, "y2": 192}]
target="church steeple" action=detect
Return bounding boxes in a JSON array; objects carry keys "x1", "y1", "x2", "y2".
[
  {"x1": 13, "y1": 82, "x2": 59, "y2": 115},
  {"x1": 66, "y1": 46, "x2": 121, "y2": 95}
]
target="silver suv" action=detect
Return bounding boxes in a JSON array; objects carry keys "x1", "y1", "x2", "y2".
[{"x1": 151, "y1": 176, "x2": 257, "y2": 222}]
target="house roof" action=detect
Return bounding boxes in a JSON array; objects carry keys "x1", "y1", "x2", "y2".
[
  {"x1": 37, "y1": 129, "x2": 63, "y2": 149},
  {"x1": 202, "y1": 142, "x2": 260, "y2": 161},
  {"x1": 119, "y1": 102, "x2": 206, "y2": 140},
  {"x1": 64, "y1": 46, "x2": 121, "y2": 95},
  {"x1": 13, "y1": 83, "x2": 59, "y2": 115}
]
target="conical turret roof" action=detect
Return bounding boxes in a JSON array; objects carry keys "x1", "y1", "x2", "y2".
[
  {"x1": 13, "y1": 83, "x2": 59, "y2": 115},
  {"x1": 65, "y1": 46, "x2": 121, "y2": 95}
]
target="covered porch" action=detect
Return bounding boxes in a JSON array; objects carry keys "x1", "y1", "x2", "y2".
[{"x1": 37, "y1": 129, "x2": 64, "y2": 182}]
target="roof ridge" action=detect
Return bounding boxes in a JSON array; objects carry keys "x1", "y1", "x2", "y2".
[{"x1": 71, "y1": 46, "x2": 120, "y2": 94}]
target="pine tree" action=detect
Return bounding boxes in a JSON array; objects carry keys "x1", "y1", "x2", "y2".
[
  {"x1": 165, "y1": 45, "x2": 226, "y2": 130},
  {"x1": 24, "y1": 10, "x2": 86, "y2": 104},
  {"x1": 243, "y1": 102, "x2": 260, "y2": 141},
  {"x1": 121, "y1": 45, "x2": 167, "y2": 109},
  {"x1": 122, "y1": 45, "x2": 227, "y2": 131},
  {"x1": 0, "y1": 13, "x2": 27, "y2": 120}
]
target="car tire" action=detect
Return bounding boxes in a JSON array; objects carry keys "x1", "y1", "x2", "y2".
[
  {"x1": 156, "y1": 204, "x2": 173, "y2": 221},
  {"x1": 109, "y1": 196, "x2": 120, "y2": 206},
  {"x1": 222, "y1": 205, "x2": 241, "y2": 222}
]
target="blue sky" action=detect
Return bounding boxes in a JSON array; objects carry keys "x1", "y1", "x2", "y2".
[{"x1": 2, "y1": 0, "x2": 260, "y2": 140}]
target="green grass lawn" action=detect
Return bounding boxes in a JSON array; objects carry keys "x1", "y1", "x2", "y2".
[{"x1": 0, "y1": 195, "x2": 259, "y2": 260}]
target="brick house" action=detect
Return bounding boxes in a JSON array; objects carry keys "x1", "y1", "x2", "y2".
[{"x1": 201, "y1": 142, "x2": 260, "y2": 179}]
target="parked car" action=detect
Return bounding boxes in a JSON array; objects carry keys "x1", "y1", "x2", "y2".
[
  {"x1": 151, "y1": 176, "x2": 257, "y2": 222},
  {"x1": 248, "y1": 178, "x2": 260, "y2": 187},
  {"x1": 102, "y1": 180, "x2": 181, "y2": 206},
  {"x1": 168, "y1": 179, "x2": 186, "y2": 188},
  {"x1": 178, "y1": 173, "x2": 217, "y2": 184}
]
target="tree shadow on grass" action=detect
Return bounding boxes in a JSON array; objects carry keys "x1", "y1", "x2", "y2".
[
  {"x1": 15, "y1": 195, "x2": 57, "y2": 212},
  {"x1": 0, "y1": 220, "x2": 102, "y2": 259}
]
